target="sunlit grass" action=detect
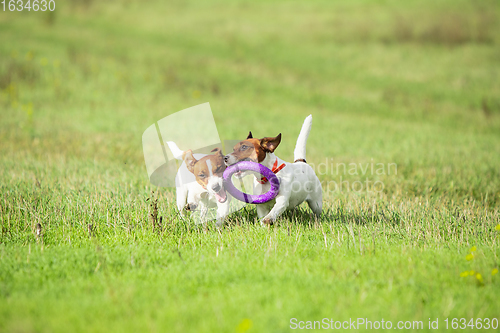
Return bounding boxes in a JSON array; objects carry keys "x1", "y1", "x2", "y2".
[{"x1": 1, "y1": 0, "x2": 500, "y2": 332}]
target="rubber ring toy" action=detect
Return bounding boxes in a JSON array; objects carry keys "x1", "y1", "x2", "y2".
[{"x1": 223, "y1": 161, "x2": 280, "y2": 204}]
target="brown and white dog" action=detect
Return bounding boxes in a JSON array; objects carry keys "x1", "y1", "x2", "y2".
[
  {"x1": 224, "y1": 115, "x2": 322, "y2": 225},
  {"x1": 166, "y1": 141, "x2": 230, "y2": 226}
]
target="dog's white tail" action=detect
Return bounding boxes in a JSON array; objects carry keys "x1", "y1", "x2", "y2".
[
  {"x1": 293, "y1": 115, "x2": 312, "y2": 162},
  {"x1": 166, "y1": 141, "x2": 184, "y2": 160}
]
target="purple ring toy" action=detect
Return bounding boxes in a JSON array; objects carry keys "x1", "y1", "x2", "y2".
[{"x1": 223, "y1": 161, "x2": 280, "y2": 204}]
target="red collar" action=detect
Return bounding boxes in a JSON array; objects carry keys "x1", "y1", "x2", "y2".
[{"x1": 258, "y1": 159, "x2": 286, "y2": 184}]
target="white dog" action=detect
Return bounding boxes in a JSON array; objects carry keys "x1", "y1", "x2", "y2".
[
  {"x1": 224, "y1": 115, "x2": 322, "y2": 225},
  {"x1": 166, "y1": 141, "x2": 230, "y2": 226}
]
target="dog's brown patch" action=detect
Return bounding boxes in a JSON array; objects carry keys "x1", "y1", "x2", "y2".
[
  {"x1": 230, "y1": 139, "x2": 266, "y2": 163},
  {"x1": 183, "y1": 148, "x2": 226, "y2": 188},
  {"x1": 229, "y1": 133, "x2": 281, "y2": 163}
]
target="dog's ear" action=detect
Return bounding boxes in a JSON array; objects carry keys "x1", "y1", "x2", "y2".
[
  {"x1": 246, "y1": 131, "x2": 253, "y2": 139},
  {"x1": 211, "y1": 147, "x2": 224, "y2": 158},
  {"x1": 182, "y1": 150, "x2": 197, "y2": 173},
  {"x1": 211, "y1": 147, "x2": 222, "y2": 154},
  {"x1": 260, "y1": 133, "x2": 281, "y2": 153}
]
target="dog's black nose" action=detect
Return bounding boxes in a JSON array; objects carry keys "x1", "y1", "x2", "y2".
[
  {"x1": 212, "y1": 184, "x2": 221, "y2": 192},
  {"x1": 224, "y1": 155, "x2": 229, "y2": 162}
]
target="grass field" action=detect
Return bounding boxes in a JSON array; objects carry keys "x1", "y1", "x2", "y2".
[{"x1": 1, "y1": 0, "x2": 500, "y2": 332}]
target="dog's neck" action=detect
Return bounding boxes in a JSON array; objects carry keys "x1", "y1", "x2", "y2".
[
  {"x1": 255, "y1": 153, "x2": 287, "y2": 184},
  {"x1": 260, "y1": 152, "x2": 284, "y2": 169}
]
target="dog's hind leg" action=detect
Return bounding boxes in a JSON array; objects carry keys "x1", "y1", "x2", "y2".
[
  {"x1": 306, "y1": 181, "x2": 323, "y2": 219},
  {"x1": 177, "y1": 187, "x2": 188, "y2": 217},
  {"x1": 306, "y1": 198, "x2": 322, "y2": 219}
]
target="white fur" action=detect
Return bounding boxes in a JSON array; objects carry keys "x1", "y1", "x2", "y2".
[
  {"x1": 225, "y1": 115, "x2": 322, "y2": 225},
  {"x1": 166, "y1": 141, "x2": 230, "y2": 226},
  {"x1": 294, "y1": 114, "x2": 312, "y2": 162}
]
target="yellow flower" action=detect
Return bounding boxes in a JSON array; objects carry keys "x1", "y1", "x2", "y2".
[
  {"x1": 469, "y1": 270, "x2": 475, "y2": 275},
  {"x1": 476, "y1": 273, "x2": 483, "y2": 283},
  {"x1": 237, "y1": 319, "x2": 253, "y2": 333},
  {"x1": 492, "y1": 268, "x2": 499, "y2": 276},
  {"x1": 460, "y1": 271, "x2": 469, "y2": 277},
  {"x1": 470, "y1": 246, "x2": 477, "y2": 252},
  {"x1": 495, "y1": 224, "x2": 500, "y2": 231},
  {"x1": 465, "y1": 254, "x2": 474, "y2": 261}
]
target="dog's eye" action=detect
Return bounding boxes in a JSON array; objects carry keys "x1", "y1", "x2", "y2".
[
  {"x1": 198, "y1": 174, "x2": 206, "y2": 179},
  {"x1": 240, "y1": 145, "x2": 248, "y2": 151}
]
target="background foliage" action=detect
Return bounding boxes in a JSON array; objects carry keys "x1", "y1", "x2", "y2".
[{"x1": 1, "y1": 0, "x2": 499, "y2": 332}]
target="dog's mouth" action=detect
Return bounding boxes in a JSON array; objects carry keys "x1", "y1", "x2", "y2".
[
  {"x1": 227, "y1": 157, "x2": 253, "y2": 167},
  {"x1": 214, "y1": 188, "x2": 227, "y2": 203}
]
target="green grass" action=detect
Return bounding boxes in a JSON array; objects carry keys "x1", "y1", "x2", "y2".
[{"x1": 1, "y1": 0, "x2": 500, "y2": 332}]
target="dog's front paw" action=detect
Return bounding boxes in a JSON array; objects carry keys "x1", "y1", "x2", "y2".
[
  {"x1": 184, "y1": 203, "x2": 197, "y2": 211},
  {"x1": 215, "y1": 218, "x2": 225, "y2": 229},
  {"x1": 260, "y1": 218, "x2": 274, "y2": 226}
]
